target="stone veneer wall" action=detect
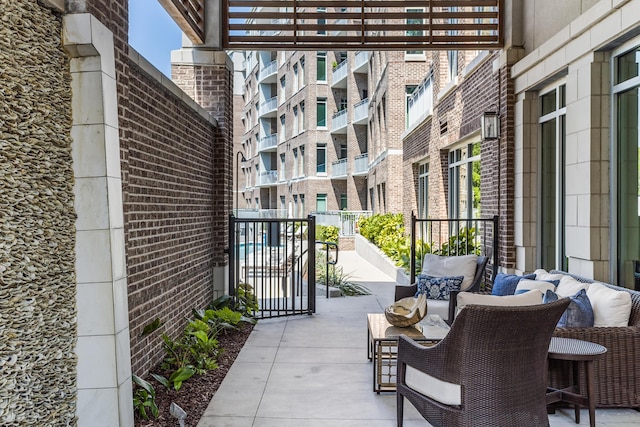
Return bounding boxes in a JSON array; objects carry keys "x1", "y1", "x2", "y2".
[{"x1": 0, "y1": 1, "x2": 77, "y2": 424}]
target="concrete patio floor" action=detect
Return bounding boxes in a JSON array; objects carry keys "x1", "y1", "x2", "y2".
[{"x1": 197, "y1": 251, "x2": 640, "y2": 427}]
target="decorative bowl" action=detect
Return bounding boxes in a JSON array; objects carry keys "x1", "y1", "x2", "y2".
[{"x1": 384, "y1": 294, "x2": 427, "y2": 327}]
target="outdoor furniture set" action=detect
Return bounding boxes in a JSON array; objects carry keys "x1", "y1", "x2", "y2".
[{"x1": 376, "y1": 253, "x2": 640, "y2": 426}]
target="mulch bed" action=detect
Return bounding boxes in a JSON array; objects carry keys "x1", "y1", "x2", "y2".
[{"x1": 135, "y1": 323, "x2": 254, "y2": 427}]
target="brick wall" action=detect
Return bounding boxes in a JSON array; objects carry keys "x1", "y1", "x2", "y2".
[
  {"x1": 402, "y1": 52, "x2": 516, "y2": 270},
  {"x1": 85, "y1": 1, "x2": 231, "y2": 376},
  {"x1": 125, "y1": 63, "x2": 218, "y2": 375}
]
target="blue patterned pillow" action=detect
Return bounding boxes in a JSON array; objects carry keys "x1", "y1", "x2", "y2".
[
  {"x1": 544, "y1": 289, "x2": 594, "y2": 328},
  {"x1": 416, "y1": 275, "x2": 464, "y2": 300},
  {"x1": 492, "y1": 273, "x2": 536, "y2": 296}
]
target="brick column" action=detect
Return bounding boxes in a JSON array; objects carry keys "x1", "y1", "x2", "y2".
[{"x1": 172, "y1": 48, "x2": 234, "y2": 296}]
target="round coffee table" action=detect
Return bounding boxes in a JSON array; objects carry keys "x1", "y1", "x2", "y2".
[{"x1": 547, "y1": 337, "x2": 607, "y2": 427}]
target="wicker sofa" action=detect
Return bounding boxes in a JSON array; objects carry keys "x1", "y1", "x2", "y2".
[{"x1": 547, "y1": 271, "x2": 640, "y2": 409}]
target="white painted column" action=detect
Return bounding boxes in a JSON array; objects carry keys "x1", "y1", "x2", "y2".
[
  {"x1": 514, "y1": 91, "x2": 539, "y2": 273},
  {"x1": 564, "y1": 52, "x2": 611, "y2": 279},
  {"x1": 63, "y1": 14, "x2": 133, "y2": 426}
]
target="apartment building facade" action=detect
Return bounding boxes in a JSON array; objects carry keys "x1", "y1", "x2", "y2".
[
  {"x1": 234, "y1": 14, "x2": 431, "y2": 217},
  {"x1": 402, "y1": 0, "x2": 640, "y2": 287}
]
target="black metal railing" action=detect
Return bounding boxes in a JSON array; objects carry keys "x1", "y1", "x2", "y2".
[
  {"x1": 316, "y1": 241, "x2": 338, "y2": 298},
  {"x1": 229, "y1": 214, "x2": 316, "y2": 318},
  {"x1": 410, "y1": 214, "x2": 499, "y2": 286}
]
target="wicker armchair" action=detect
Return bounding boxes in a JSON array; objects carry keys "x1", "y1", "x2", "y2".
[{"x1": 396, "y1": 299, "x2": 570, "y2": 427}]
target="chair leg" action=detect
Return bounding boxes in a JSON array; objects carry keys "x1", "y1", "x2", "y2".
[{"x1": 397, "y1": 391, "x2": 404, "y2": 427}]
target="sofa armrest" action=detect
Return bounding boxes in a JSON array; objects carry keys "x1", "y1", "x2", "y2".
[{"x1": 395, "y1": 284, "x2": 418, "y2": 301}]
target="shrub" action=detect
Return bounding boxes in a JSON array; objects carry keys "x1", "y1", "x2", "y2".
[{"x1": 316, "y1": 225, "x2": 339, "y2": 244}]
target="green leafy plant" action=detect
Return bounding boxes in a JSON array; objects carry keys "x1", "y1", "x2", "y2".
[
  {"x1": 151, "y1": 366, "x2": 195, "y2": 391},
  {"x1": 316, "y1": 225, "x2": 339, "y2": 244},
  {"x1": 433, "y1": 227, "x2": 480, "y2": 256},
  {"x1": 132, "y1": 374, "x2": 159, "y2": 419},
  {"x1": 140, "y1": 318, "x2": 163, "y2": 336},
  {"x1": 211, "y1": 285, "x2": 259, "y2": 319}
]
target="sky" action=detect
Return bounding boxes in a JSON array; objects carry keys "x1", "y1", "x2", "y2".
[{"x1": 128, "y1": 0, "x2": 183, "y2": 77}]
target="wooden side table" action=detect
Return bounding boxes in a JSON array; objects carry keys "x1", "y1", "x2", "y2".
[
  {"x1": 546, "y1": 337, "x2": 607, "y2": 427},
  {"x1": 367, "y1": 313, "x2": 449, "y2": 393}
]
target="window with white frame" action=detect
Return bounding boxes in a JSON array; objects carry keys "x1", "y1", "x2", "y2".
[
  {"x1": 405, "y1": 85, "x2": 417, "y2": 128},
  {"x1": 300, "y1": 194, "x2": 305, "y2": 216},
  {"x1": 539, "y1": 82, "x2": 566, "y2": 272},
  {"x1": 293, "y1": 147, "x2": 299, "y2": 178},
  {"x1": 280, "y1": 76, "x2": 286, "y2": 105},
  {"x1": 317, "y1": 7, "x2": 326, "y2": 35},
  {"x1": 293, "y1": 105, "x2": 299, "y2": 135},
  {"x1": 279, "y1": 153, "x2": 286, "y2": 181},
  {"x1": 299, "y1": 145, "x2": 305, "y2": 176},
  {"x1": 317, "y1": 98, "x2": 327, "y2": 127},
  {"x1": 316, "y1": 193, "x2": 327, "y2": 211},
  {"x1": 317, "y1": 143, "x2": 326, "y2": 174},
  {"x1": 448, "y1": 142, "x2": 481, "y2": 219},
  {"x1": 279, "y1": 114, "x2": 286, "y2": 143},
  {"x1": 405, "y1": 8, "x2": 425, "y2": 58},
  {"x1": 317, "y1": 52, "x2": 327, "y2": 82},
  {"x1": 299, "y1": 56, "x2": 305, "y2": 88},
  {"x1": 417, "y1": 162, "x2": 429, "y2": 219},
  {"x1": 299, "y1": 101, "x2": 305, "y2": 132},
  {"x1": 293, "y1": 63, "x2": 299, "y2": 93},
  {"x1": 613, "y1": 44, "x2": 640, "y2": 286}
]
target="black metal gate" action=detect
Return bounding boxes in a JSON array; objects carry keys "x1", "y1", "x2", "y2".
[{"x1": 229, "y1": 214, "x2": 316, "y2": 319}]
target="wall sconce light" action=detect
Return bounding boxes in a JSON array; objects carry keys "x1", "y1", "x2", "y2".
[{"x1": 481, "y1": 111, "x2": 499, "y2": 140}]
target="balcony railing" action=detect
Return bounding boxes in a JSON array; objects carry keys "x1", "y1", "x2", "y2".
[
  {"x1": 258, "y1": 60, "x2": 278, "y2": 82},
  {"x1": 331, "y1": 60, "x2": 348, "y2": 88},
  {"x1": 354, "y1": 51, "x2": 370, "y2": 73},
  {"x1": 407, "y1": 76, "x2": 433, "y2": 129},
  {"x1": 353, "y1": 153, "x2": 369, "y2": 175},
  {"x1": 259, "y1": 96, "x2": 278, "y2": 117},
  {"x1": 312, "y1": 210, "x2": 373, "y2": 236},
  {"x1": 330, "y1": 158, "x2": 347, "y2": 178},
  {"x1": 258, "y1": 170, "x2": 278, "y2": 186},
  {"x1": 353, "y1": 98, "x2": 369, "y2": 125},
  {"x1": 258, "y1": 134, "x2": 277, "y2": 152},
  {"x1": 331, "y1": 109, "x2": 348, "y2": 134}
]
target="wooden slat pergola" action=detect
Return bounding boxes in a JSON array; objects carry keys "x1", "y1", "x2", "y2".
[{"x1": 161, "y1": 0, "x2": 503, "y2": 51}]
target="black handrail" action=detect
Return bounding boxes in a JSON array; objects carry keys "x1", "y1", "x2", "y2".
[{"x1": 316, "y1": 241, "x2": 338, "y2": 299}]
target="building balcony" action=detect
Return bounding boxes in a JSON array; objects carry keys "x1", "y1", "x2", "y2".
[
  {"x1": 258, "y1": 170, "x2": 278, "y2": 186},
  {"x1": 352, "y1": 153, "x2": 369, "y2": 176},
  {"x1": 407, "y1": 76, "x2": 434, "y2": 130},
  {"x1": 332, "y1": 18, "x2": 347, "y2": 36},
  {"x1": 330, "y1": 109, "x2": 348, "y2": 134},
  {"x1": 258, "y1": 134, "x2": 277, "y2": 152},
  {"x1": 331, "y1": 61, "x2": 348, "y2": 88},
  {"x1": 353, "y1": 98, "x2": 369, "y2": 125},
  {"x1": 258, "y1": 60, "x2": 278, "y2": 83},
  {"x1": 330, "y1": 158, "x2": 347, "y2": 179},
  {"x1": 259, "y1": 96, "x2": 278, "y2": 117},
  {"x1": 353, "y1": 51, "x2": 370, "y2": 73}
]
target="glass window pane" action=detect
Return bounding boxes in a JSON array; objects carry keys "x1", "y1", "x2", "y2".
[
  {"x1": 317, "y1": 53, "x2": 326, "y2": 81},
  {"x1": 316, "y1": 194, "x2": 327, "y2": 211},
  {"x1": 317, "y1": 100, "x2": 326, "y2": 127},
  {"x1": 617, "y1": 87, "x2": 640, "y2": 287},
  {"x1": 540, "y1": 119, "x2": 557, "y2": 270},
  {"x1": 541, "y1": 90, "x2": 556, "y2": 116},
  {"x1": 616, "y1": 48, "x2": 640, "y2": 84}
]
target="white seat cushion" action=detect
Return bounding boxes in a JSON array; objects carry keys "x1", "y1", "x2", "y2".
[
  {"x1": 515, "y1": 279, "x2": 557, "y2": 295},
  {"x1": 456, "y1": 290, "x2": 543, "y2": 317},
  {"x1": 405, "y1": 365, "x2": 461, "y2": 406},
  {"x1": 421, "y1": 254, "x2": 478, "y2": 291},
  {"x1": 426, "y1": 299, "x2": 450, "y2": 322},
  {"x1": 555, "y1": 276, "x2": 590, "y2": 298},
  {"x1": 586, "y1": 282, "x2": 632, "y2": 327}
]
